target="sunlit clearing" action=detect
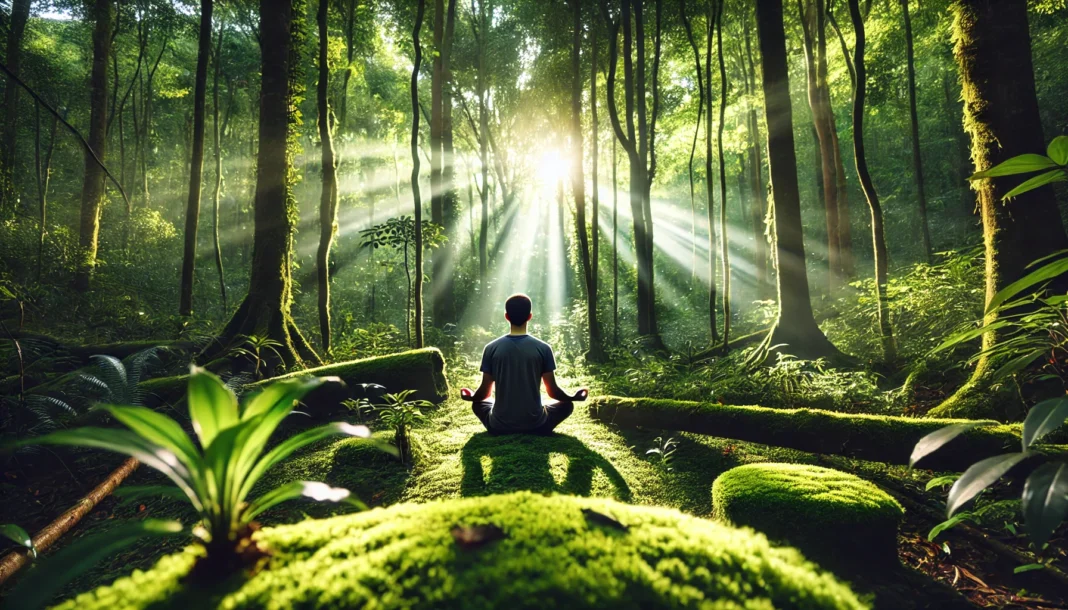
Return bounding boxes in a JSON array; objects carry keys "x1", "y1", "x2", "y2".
[{"x1": 534, "y1": 148, "x2": 569, "y2": 189}]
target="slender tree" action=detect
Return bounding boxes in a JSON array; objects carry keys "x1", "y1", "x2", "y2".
[
  {"x1": 179, "y1": 0, "x2": 214, "y2": 315},
  {"x1": 475, "y1": 0, "x2": 489, "y2": 295},
  {"x1": 211, "y1": 25, "x2": 227, "y2": 313},
  {"x1": 704, "y1": 0, "x2": 719, "y2": 343},
  {"x1": 900, "y1": 0, "x2": 932, "y2": 263},
  {"x1": 715, "y1": 0, "x2": 730, "y2": 347},
  {"x1": 316, "y1": 0, "x2": 339, "y2": 352},
  {"x1": 339, "y1": 0, "x2": 356, "y2": 132},
  {"x1": 34, "y1": 103, "x2": 58, "y2": 281},
  {"x1": 74, "y1": 0, "x2": 114, "y2": 291},
  {"x1": 1, "y1": 0, "x2": 31, "y2": 210},
  {"x1": 411, "y1": 0, "x2": 427, "y2": 348},
  {"x1": 679, "y1": 0, "x2": 703, "y2": 282},
  {"x1": 742, "y1": 14, "x2": 769, "y2": 296},
  {"x1": 754, "y1": 0, "x2": 841, "y2": 360},
  {"x1": 848, "y1": 0, "x2": 895, "y2": 362}
]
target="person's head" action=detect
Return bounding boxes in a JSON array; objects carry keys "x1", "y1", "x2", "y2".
[{"x1": 505, "y1": 293, "x2": 533, "y2": 327}]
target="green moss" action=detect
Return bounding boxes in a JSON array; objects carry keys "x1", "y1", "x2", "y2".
[
  {"x1": 55, "y1": 492, "x2": 865, "y2": 610},
  {"x1": 713, "y1": 464, "x2": 904, "y2": 568},
  {"x1": 589, "y1": 396, "x2": 1021, "y2": 471}
]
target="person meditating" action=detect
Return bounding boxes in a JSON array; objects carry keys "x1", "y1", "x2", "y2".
[{"x1": 460, "y1": 294, "x2": 588, "y2": 434}]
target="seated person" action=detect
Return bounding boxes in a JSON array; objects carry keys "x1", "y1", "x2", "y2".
[{"x1": 460, "y1": 294, "x2": 588, "y2": 435}]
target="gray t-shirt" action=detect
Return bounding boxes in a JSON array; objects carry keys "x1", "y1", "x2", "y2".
[{"x1": 480, "y1": 334, "x2": 556, "y2": 431}]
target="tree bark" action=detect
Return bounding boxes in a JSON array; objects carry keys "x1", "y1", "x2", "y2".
[
  {"x1": 476, "y1": 0, "x2": 489, "y2": 296},
  {"x1": 754, "y1": 0, "x2": 841, "y2": 361},
  {"x1": 74, "y1": 0, "x2": 114, "y2": 292},
  {"x1": 1, "y1": 0, "x2": 31, "y2": 209},
  {"x1": 848, "y1": 0, "x2": 896, "y2": 363},
  {"x1": 429, "y1": 0, "x2": 445, "y2": 325},
  {"x1": 211, "y1": 27, "x2": 227, "y2": 313},
  {"x1": 704, "y1": 1, "x2": 719, "y2": 344},
  {"x1": 411, "y1": 0, "x2": 426, "y2": 349},
  {"x1": 716, "y1": 0, "x2": 730, "y2": 348},
  {"x1": 179, "y1": 0, "x2": 214, "y2": 315},
  {"x1": 932, "y1": 0, "x2": 1068, "y2": 418},
  {"x1": 339, "y1": 0, "x2": 355, "y2": 133},
  {"x1": 679, "y1": 0, "x2": 703, "y2": 284},
  {"x1": 35, "y1": 104, "x2": 58, "y2": 281},
  {"x1": 317, "y1": 0, "x2": 339, "y2": 353},
  {"x1": 901, "y1": 0, "x2": 932, "y2": 263},
  {"x1": 742, "y1": 16, "x2": 769, "y2": 297}
]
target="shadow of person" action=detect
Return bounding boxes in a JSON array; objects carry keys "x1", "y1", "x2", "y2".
[{"x1": 460, "y1": 432, "x2": 632, "y2": 501}]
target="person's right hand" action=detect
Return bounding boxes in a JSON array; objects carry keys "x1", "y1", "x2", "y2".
[
  {"x1": 572, "y1": 388, "x2": 589, "y2": 402},
  {"x1": 460, "y1": 388, "x2": 475, "y2": 401}
]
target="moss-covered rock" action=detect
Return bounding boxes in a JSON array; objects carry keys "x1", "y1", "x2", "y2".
[
  {"x1": 55, "y1": 492, "x2": 866, "y2": 610},
  {"x1": 589, "y1": 396, "x2": 1022, "y2": 471},
  {"x1": 713, "y1": 464, "x2": 904, "y2": 568}
]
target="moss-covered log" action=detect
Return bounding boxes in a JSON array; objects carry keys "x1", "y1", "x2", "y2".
[
  {"x1": 589, "y1": 396, "x2": 1021, "y2": 471},
  {"x1": 139, "y1": 348, "x2": 448, "y2": 411},
  {"x1": 53, "y1": 491, "x2": 864, "y2": 610}
]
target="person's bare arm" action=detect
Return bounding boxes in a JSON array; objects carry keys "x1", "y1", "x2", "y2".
[
  {"x1": 542, "y1": 371, "x2": 588, "y2": 402},
  {"x1": 460, "y1": 373, "x2": 494, "y2": 402}
]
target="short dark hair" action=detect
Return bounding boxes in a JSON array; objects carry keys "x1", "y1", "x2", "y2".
[{"x1": 505, "y1": 293, "x2": 532, "y2": 325}]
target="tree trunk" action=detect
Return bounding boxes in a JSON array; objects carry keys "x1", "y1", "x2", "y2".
[
  {"x1": 74, "y1": 0, "x2": 114, "y2": 292},
  {"x1": 931, "y1": 0, "x2": 1068, "y2": 418},
  {"x1": 704, "y1": 1, "x2": 719, "y2": 344},
  {"x1": 179, "y1": 0, "x2": 213, "y2": 315},
  {"x1": 716, "y1": 0, "x2": 730, "y2": 347},
  {"x1": 901, "y1": 0, "x2": 932, "y2": 263},
  {"x1": 35, "y1": 104, "x2": 58, "y2": 281},
  {"x1": 432, "y1": 0, "x2": 458, "y2": 325},
  {"x1": 477, "y1": 0, "x2": 489, "y2": 296},
  {"x1": 317, "y1": 0, "x2": 339, "y2": 353},
  {"x1": 743, "y1": 16, "x2": 769, "y2": 297},
  {"x1": 679, "y1": 0, "x2": 704, "y2": 284},
  {"x1": 1, "y1": 0, "x2": 31, "y2": 210},
  {"x1": 612, "y1": 138, "x2": 619, "y2": 345},
  {"x1": 569, "y1": 0, "x2": 604, "y2": 362},
  {"x1": 429, "y1": 0, "x2": 445, "y2": 326},
  {"x1": 204, "y1": 0, "x2": 318, "y2": 370},
  {"x1": 848, "y1": 0, "x2": 895, "y2": 363},
  {"x1": 590, "y1": 23, "x2": 599, "y2": 306},
  {"x1": 754, "y1": 0, "x2": 841, "y2": 361},
  {"x1": 211, "y1": 28, "x2": 227, "y2": 313},
  {"x1": 339, "y1": 0, "x2": 355, "y2": 133},
  {"x1": 411, "y1": 0, "x2": 426, "y2": 349}
]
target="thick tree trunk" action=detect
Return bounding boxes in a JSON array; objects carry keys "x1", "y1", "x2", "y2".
[
  {"x1": 755, "y1": 0, "x2": 841, "y2": 361},
  {"x1": 74, "y1": 0, "x2": 114, "y2": 292},
  {"x1": 1, "y1": 0, "x2": 31, "y2": 209},
  {"x1": 179, "y1": 0, "x2": 214, "y2": 315},
  {"x1": 211, "y1": 28, "x2": 227, "y2": 313},
  {"x1": 932, "y1": 0, "x2": 1068, "y2": 418},
  {"x1": 848, "y1": 0, "x2": 896, "y2": 363},
  {"x1": 317, "y1": 0, "x2": 339, "y2": 353},
  {"x1": 411, "y1": 0, "x2": 426, "y2": 349},
  {"x1": 205, "y1": 0, "x2": 318, "y2": 370},
  {"x1": 901, "y1": 0, "x2": 932, "y2": 263},
  {"x1": 569, "y1": 0, "x2": 604, "y2": 362}
]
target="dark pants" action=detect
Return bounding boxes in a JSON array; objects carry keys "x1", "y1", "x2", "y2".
[{"x1": 471, "y1": 399, "x2": 574, "y2": 435}]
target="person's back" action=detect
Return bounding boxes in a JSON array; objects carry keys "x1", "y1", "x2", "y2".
[{"x1": 461, "y1": 294, "x2": 587, "y2": 435}]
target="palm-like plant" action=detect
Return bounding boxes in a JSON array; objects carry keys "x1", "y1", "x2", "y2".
[{"x1": 21, "y1": 367, "x2": 388, "y2": 574}]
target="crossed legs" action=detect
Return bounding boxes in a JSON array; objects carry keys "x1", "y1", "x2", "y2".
[{"x1": 472, "y1": 399, "x2": 574, "y2": 435}]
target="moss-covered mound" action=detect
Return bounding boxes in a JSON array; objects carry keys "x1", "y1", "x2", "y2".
[
  {"x1": 56, "y1": 492, "x2": 866, "y2": 610},
  {"x1": 589, "y1": 396, "x2": 1021, "y2": 471},
  {"x1": 713, "y1": 464, "x2": 904, "y2": 567}
]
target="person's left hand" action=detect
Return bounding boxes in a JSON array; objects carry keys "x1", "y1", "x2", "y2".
[
  {"x1": 459, "y1": 388, "x2": 475, "y2": 401},
  {"x1": 572, "y1": 388, "x2": 589, "y2": 402}
]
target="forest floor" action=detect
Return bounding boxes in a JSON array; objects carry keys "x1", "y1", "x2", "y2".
[{"x1": 2, "y1": 359, "x2": 1067, "y2": 608}]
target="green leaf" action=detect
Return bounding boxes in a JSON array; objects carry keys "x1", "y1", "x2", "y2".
[
  {"x1": 99, "y1": 405, "x2": 202, "y2": 472},
  {"x1": 990, "y1": 348, "x2": 1046, "y2": 383},
  {"x1": 1047, "y1": 135, "x2": 1068, "y2": 165},
  {"x1": 1001, "y1": 169, "x2": 1067, "y2": 200},
  {"x1": 910, "y1": 423, "x2": 981, "y2": 468},
  {"x1": 925, "y1": 475, "x2": 959, "y2": 491},
  {"x1": 244, "y1": 481, "x2": 366, "y2": 521},
  {"x1": 931, "y1": 321, "x2": 1011, "y2": 354},
  {"x1": 0, "y1": 523, "x2": 35, "y2": 558},
  {"x1": 187, "y1": 367, "x2": 239, "y2": 449},
  {"x1": 5, "y1": 519, "x2": 184, "y2": 610},
  {"x1": 1014, "y1": 563, "x2": 1046, "y2": 574},
  {"x1": 1022, "y1": 462, "x2": 1068, "y2": 547},
  {"x1": 987, "y1": 256, "x2": 1068, "y2": 313},
  {"x1": 947, "y1": 453, "x2": 1029, "y2": 516},
  {"x1": 969, "y1": 154, "x2": 1057, "y2": 179},
  {"x1": 928, "y1": 513, "x2": 970, "y2": 541},
  {"x1": 1022, "y1": 397, "x2": 1068, "y2": 449}
]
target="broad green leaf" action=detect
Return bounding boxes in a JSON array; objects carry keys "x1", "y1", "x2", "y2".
[
  {"x1": 947, "y1": 453, "x2": 1029, "y2": 516},
  {"x1": 203, "y1": 419, "x2": 258, "y2": 516},
  {"x1": 0, "y1": 523, "x2": 35, "y2": 558},
  {"x1": 187, "y1": 367, "x2": 239, "y2": 448},
  {"x1": 987, "y1": 257, "x2": 1068, "y2": 313},
  {"x1": 244, "y1": 481, "x2": 366, "y2": 521},
  {"x1": 239, "y1": 423, "x2": 375, "y2": 503},
  {"x1": 5, "y1": 519, "x2": 183, "y2": 610},
  {"x1": 931, "y1": 321, "x2": 1011, "y2": 354},
  {"x1": 1048, "y1": 135, "x2": 1068, "y2": 165},
  {"x1": 99, "y1": 405, "x2": 202, "y2": 472},
  {"x1": 241, "y1": 376, "x2": 334, "y2": 421},
  {"x1": 990, "y1": 348, "x2": 1046, "y2": 383},
  {"x1": 1023, "y1": 397, "x2": 1068, "y2": 448},
  {"x1": 23, "y1": 428, "x2": 203, "y2": 512},
  {"x1": 969, "y1": 154, "x2": 1057, "y2": 179},
  {"x1": 928, "y1": 513, "x2": 970, "y2": 541},
  {"x1": 1022, "y1": 462, "x2": 1068, "y2": 547},
  {"x1": 909, "y1": 423, "x2": 980, "y2": 468},
  {"x1": 925, "y1": 475, "x2": 959, "y2": 491},
  {"x1": 1002, "y1": 169, "x2": 1067, "y2": 200}
]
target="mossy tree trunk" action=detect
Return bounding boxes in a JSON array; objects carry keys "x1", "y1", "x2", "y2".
[
  {"x1": 755, "y1": 0, "x2": 842, "y2": 362},
  {"x1": 932, "y1": 0, "x2": 1068, "y2": 418},
  {"x1": 205, "y1": 0, "x2": 318, "y2": 370},
  {"x1": 73, "y1": 0, "x2": 113, "y2": 292},
  {"x1": 316, "y1": 0, "x2": 339, "y2": 353},
  {"x1": 848, "y1": 0, "x2": 895, "y2": 363},
  {"x1": 179, "y1": 0, "x2": 213, "y2": 316}
]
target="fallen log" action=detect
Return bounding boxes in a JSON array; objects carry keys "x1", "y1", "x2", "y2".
[
  {"x1": 139, "y1": 348, "x2": 450, "y2": 411},
  {"x1": 588, "y1": 396, "x2": 1026, "y2": 472}
]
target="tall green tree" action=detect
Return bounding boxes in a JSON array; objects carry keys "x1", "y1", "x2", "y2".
[{"x1": 316, "y1": 0, "x2": 339, "y2": 353}]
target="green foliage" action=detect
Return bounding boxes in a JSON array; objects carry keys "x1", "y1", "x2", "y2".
[
  {"x1": 370, "y1": 389, "x2": 434, "y2": 466},
  {"x1": 20, "y1": 369, "x2": 388, "y2": 568},
  {"x1": 0, "y1": 523, "x2": 36, "y2": 558},
  {"x1": 644, "y1": 435, "x2": 679, "y2": 471},
  {"x1": 969, "y1": 135, "x2": 1068, "y2": 200},
  {"x1": 227, "y1": 334, "x2": 286, "y2": 380},
  {"x1": 912, "y1": 395, "x2": 1068, "y2": 547},
  {"x1": 713, "y1": 463, "x2": 904, "y2": 566},
  {"x1": 52, "y1": 492, "x2": 866, "y2": 610}
]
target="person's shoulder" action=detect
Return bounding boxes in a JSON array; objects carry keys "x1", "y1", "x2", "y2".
[
  {"x1": 527, "y1": 335, "x2": 553, "y2": 350},
  {"x1": 483, "y1": 335, "x2": 510, "y2": 349}
]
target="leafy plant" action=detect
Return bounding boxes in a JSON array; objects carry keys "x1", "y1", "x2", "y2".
[
  {"x1": 19, "y1": 368, "x2": 392, "y2": 578},
  {"x1": 0, "y1": 523, "x2": 35, "y2": 559},
  {"x1": 228, "y1": 334, "x2": 285, "y2": 380},
  {"x1": 968, "y1": 135, "x2": 1067, "y2": 200},
  {"x1": 371, "y1": 389, "x2": 434, "y2": 466},
  {"x1": 911, "y1": 396, "x2": 1068, "y2": 548},
  {"x1": 645, "y1": 436, "x2": 679, "y2": 471}
]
